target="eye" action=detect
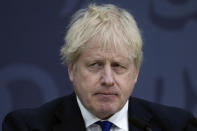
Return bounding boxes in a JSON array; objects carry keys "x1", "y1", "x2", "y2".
[
  {"x1": 111, "y1": 63, "x2": 127, "y2": 74},
  {"x1": 88, "y1": 62, "x2": 103, "y2": 71},
  {"x1": 89, "y1": 62, "x2": 101, "y2": 67},
  {"x1": 112, "y1": 63, "x2": 123, "y2": 68}
]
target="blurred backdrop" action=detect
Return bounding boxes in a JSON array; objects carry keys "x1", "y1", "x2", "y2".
[{"x1": 0, "y1": 0, "x2": 197, "y2": 129}]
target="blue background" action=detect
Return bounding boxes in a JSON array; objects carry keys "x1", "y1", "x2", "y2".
[{"x1": 1, "y1": 0, "x2": 197, "y2": 129}]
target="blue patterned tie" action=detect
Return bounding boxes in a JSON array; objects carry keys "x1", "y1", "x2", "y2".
[{"x1": 96, "y1": 121, "x2": 113, "y2": 131}]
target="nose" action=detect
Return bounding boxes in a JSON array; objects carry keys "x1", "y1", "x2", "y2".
[{"x1": 101, "y1": 65, "x2": 114, "y2": 87}]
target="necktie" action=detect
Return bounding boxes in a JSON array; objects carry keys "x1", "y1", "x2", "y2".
[{"x1": 96, "y1": 121, "x2": 113, "y2": 131}]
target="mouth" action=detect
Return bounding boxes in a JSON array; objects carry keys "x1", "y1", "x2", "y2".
[
  {"x1": 94, "y1": 92, "x2": 118, "y2": 99},
  {"x1": 95, "y1": 92, "x2": 117, "y2": 95}
]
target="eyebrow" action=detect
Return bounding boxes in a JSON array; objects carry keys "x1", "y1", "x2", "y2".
[{"x1": 84, "y1": 55, "x2": 131, "y2": 64}]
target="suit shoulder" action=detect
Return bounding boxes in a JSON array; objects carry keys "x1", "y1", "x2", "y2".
[
  {"x1": 131, "y1": 97, "x2": 192, "y2": 116},
  {"x1": 130, "y1": 97, "x2": 195, "y2": 129},
  {"x1": 2, "y1": 94, "x2": 73, "y2": 130},
  {"x1": 5, "y1": 94, "x2": 72, "y2": 117}
]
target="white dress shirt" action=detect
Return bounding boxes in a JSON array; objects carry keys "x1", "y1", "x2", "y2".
[{"x1": 77, "y1": 96, "x2": 129, "y2": 131}]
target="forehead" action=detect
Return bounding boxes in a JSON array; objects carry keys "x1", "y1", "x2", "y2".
[
  {"x1": 81, "y1": 36, "x2": 131, "y2": 58},
  {"x1": 79, "y1": 42, "x2": 131, "y2": 62}
]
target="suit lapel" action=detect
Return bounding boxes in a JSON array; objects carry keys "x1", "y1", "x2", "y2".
[
  {"x1": 52, "y1": 93, "x2": 86, "y2": 131},
  {"x1": 128, "y1": 97, "x2": 161, "y2": 131}
]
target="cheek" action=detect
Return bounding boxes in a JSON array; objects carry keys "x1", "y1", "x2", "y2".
[
  {"x1": 117, "y1": 73, "x2": 137, "y2": 96},
  {"x1": 73, "y1": 70, "x2": 100, "y2": 93}
]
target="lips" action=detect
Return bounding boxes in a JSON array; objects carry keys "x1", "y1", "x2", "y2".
[
  {"x1": 95, "y1": 92, "x2": 117, "y2": 95},
  {"x1": 94, "y1": 92, "x2": 118, "y2": 99}
]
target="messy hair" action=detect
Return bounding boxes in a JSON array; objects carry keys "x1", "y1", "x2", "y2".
[{"x1": 60, "y1": 4, "x2": 143, "y2": 69}]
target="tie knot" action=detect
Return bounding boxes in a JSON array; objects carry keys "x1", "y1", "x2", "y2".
[{"x1": 96, "y1": 121, "x2": 112, "y2": 131}]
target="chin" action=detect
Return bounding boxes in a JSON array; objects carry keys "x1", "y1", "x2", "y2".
[
  {"x1": 93, "y1": 104, "x2": 119, "y2": 119},
  {"x1": 94, "y1": 109, "x2": 115, "y2": 119}
]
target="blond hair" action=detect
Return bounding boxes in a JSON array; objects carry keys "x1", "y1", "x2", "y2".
[{"x1": 60, "y1": 4, "x2": 143, "y2": 69}]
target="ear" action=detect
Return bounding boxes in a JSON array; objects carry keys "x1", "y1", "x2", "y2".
[
  {"x1": 134, "y1": 70, "x2": 139, "y2": 83},
  {"x1": 67, "y1": 63, "x2": 74, "y2": 82}
]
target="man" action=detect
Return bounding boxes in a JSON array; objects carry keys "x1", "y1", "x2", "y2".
[{"x1": 2, "y1": 4, "x2": 197, "y2": 131}]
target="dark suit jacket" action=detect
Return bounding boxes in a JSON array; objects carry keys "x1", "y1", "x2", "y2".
[{"x1": 2, "y1": 93, "x2": 197, "y2": 131}]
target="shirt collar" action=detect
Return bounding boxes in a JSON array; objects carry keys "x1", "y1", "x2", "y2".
[{"x1": 77, "y1": 96, "x2": 128, "y2": 131}]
